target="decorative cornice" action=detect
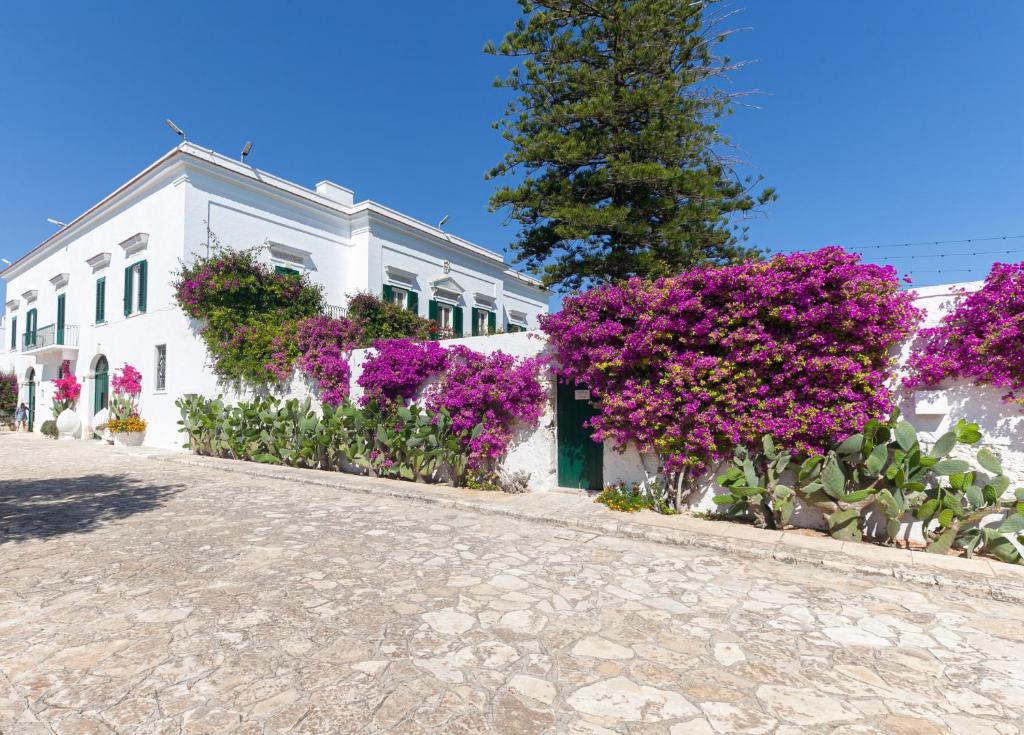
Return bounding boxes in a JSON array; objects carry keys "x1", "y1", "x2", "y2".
[
  {"x1": 430, "y1": 275, "x2": 465, "y2": 299},
  {"x1": 119, "y1": 232, "x2": 149, "y2": 256},
  {"x1": 21, "y1": 289, "x2": 37, "y2": 303},
  {"x1": 86, "y1": 252, "x2": 112, "y2": 272},
  {"x1": 50, "y1": 273, "x2": 70, "y2": 289},
  {"x1": 385, "y1": 265, "x2": 417, "y2": 286},
  {"x1": 5, "y1": 299, "x2": 19, "y2": 312}
]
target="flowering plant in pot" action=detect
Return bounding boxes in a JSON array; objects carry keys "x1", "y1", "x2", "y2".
[
  {"x1": 51, "y1": 361, "x2": 83, "y2": 440},
  {"x1": 107, "y1": 363, "x2": 147, "y2": 446}
]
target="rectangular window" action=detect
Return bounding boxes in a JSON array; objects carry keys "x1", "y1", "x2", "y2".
[
  {"x1": 95, "y1": 277, "x2": 106, "y2": 323},
  {"x1": 390, "y1": 287, "x2": 407, "y2": 309},
  {"x1": 9, "y1": 316, "x2": 15, "y2": 350},
  {"x1": 472, "y1": 308, "x2": 487, "y2": 336},
  {"x1": 437, "y1": 303, "x2": 453, "y2": 330},
  {"x1": 155, "y1": 344, "x2": 167, "y2": 391},
  {"x1": 124, "y1": 260, "x2": 148, "y2": 316},
  {"x1": 275, "y1": 265, "x2": 300, "y2": 276}
]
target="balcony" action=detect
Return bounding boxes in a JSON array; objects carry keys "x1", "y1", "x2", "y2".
[{"x1": 22, "y1": 323, "x2": 79, "y2": 361}]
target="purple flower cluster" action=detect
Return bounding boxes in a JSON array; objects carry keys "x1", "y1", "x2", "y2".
[
  {"x1": 540, "y1": 247, "x2": 922, "y2": 474},
  {"x1": 357, "y1": 339, "x2": 448, "y2": 405},
  {"x1": 905, "y1": 262, "x2": 1024, "y2": 405},
  {"x1": 425, "y1": 346, "x2": 547, "y2": 468},
  {"x1": 358, "y1": 339, "x2": 547, "y2": 467},
  {"x1": 292, "y1": 316, "x2": 362, "y2": 406}
]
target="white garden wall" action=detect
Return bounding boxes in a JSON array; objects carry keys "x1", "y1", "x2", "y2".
[{"x1": 344, "y1": 282, "x2": 1023, "y2": 547}]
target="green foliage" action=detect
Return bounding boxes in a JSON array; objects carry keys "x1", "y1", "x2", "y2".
[
  {"x1": 596, "y1": 483, "x2": 675, "y2": 513},
  {"x1": 176, "y1": 394, "x2": 483, "y2": 487},
  {"x1": 40, "y1": 419, "x2": 58, "y2": 439},
  {"x1": 486, "y1": 0, "x2": 775, "y2": 291},
  {"x1": 173, "y1": 245, "x2": 325, "y2": 386},
  {"x1": 0, "y1": 370, "x2": 16, "y2": 414},
  {"x1": 715, "y1": 437, "x2": 794, "y2": 530},
  {"x1": 346, "y1": 293, "x2": 435, "y2": 345},
  {"x1": 713, "y1": 413, "x2": 1024, "y2": 564}
]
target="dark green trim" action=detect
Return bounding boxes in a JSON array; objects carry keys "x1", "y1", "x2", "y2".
[
  {"x1": 406, "y1": 290, "x2": 418, "y2": 314},
  {"x1": 123, "y1": 265, "x2": 133, "y2": 316},
  {"x1": 56, "y1": 293, "x2": 66, "y2": 343},
  {"x1": 488, "y1": 310, "x2": 497, "y2": 334},
  {"x1": 137, "y1": 260, "x2": 148, "y2": 313},
  {"x1": 95, "y1": 277, "x2": 106, "y2": 324},
  {"x1": 9, "y1": 316, "x2": 15, "y2": 349},
  {"x1": 453, "y1": 306, "x2": 463, "y2": 337},
  {"x1": 275, "y1": 265, "x2": 300, "y2": 276},
  {"x1": 382, "y1": 284, "x2": 394, "y2": 303}
]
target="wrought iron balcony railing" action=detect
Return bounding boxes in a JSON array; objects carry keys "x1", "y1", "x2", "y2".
[{"x1": 22, "y1": 323, "x2": 79, "y2": 352}]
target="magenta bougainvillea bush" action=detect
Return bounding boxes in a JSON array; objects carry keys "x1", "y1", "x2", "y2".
[
  {"x1": 425, "y1": 346, "x2": 547, "y2": 468},
  {"x1": 111, "y1": 363, "x2": 143, "y2": 396},
  {"x1": 540, "y1": 247, "x2": 922, "y2": 486},
  {"x1": 905, "y1": 262, "x2": 1024, "y2": 405},
  {"x1": 292, "y1": 316, "x2": 363, "y2": 405},
  {"x1": 52, "y1": 361, "x2": 82, "y2": 412},
  {"x1": 358, "y1": 338, "x2": 547, "y2": 467},
  {"x1": 357, "y1": 339, "x2": 448, "y2": 405}
]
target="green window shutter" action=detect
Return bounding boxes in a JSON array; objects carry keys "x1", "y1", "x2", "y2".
[
  {"x1": 471, "y1": 307, "x2": 481, "y2": 336},
  {"x1": 9, "y1": 316, "x2": 15, "y2": 349},
  {"x1": 488, "y1": 310, "x2": 497, "y2": 334},
  {"x1": 453, "y1": 306, "x2": 464, "y2": 337},
  {"x1": 406, "y1": 290, "x2": 418, "y2": 314},
  {"x1": 382, "y1": 284, "x2": 394, "y2": 303},
  {"x1": 56, "y1": 294, "x2": 66, "y2": 343},
  {"x1": 428, "y1": 298, "x2": 438, "y2": 321},
  {"x1": 95, "y1": 278, "x2": 105, "y2": 323},
  {"x1": 137, "y1": 260, "x2": 148, "y2": 313},
  {"x1": 123, "y1": 265, "x2": 133, "y2": 316},
  {"x1": 275, "y1": 265, "x2": 299, "y2": 276}
]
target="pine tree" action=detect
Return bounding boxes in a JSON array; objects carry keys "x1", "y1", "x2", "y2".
[{"x1": 486, "y1": 0, "x2": 776, "y2": 292}]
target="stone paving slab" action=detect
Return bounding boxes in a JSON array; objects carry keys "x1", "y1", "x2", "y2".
[
  {"x1": 145, "y1": 444, "x2": 1024, "y2": 604},
  {"x1": 2, "y1": 434, "x2": 1024, "y2": 734}
]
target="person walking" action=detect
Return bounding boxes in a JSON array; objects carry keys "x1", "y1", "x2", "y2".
[{"x1": 14, "y1": 402, "x2": 28, "y2": 432}]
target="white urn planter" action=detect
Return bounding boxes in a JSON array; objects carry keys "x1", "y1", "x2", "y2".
[
  {"x1": 112, "y1": 431, "x2": 146, "y2": 447},
  {"x1": 56, "y1": 408, "x2": 81, "y2": 441},
  {"x1": 92, "y1": 408, "x2": 112, "y2": 444}
]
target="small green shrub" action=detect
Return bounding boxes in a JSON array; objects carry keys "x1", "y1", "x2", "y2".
[
  {"x1": 347, "y1": 293, "x2": 435, "y2": 345},
  {"x1": 40, "y1": 420, "x2": 58, "y2": 439},
  {"x1": 596, "y1": 483, "x2": 674, "y2": 513}
]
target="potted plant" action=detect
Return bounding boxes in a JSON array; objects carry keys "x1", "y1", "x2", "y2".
[
  {"x1": 51, "y1": 361, "x2": 82, "y2": 440},
  {"x1": 108, "y1": 363, "x2": 147, "y2": 446}
]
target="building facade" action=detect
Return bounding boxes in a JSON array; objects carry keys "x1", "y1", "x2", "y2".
[{"x1": 0, "y1": 143, "x2": 548, "y2": 447}]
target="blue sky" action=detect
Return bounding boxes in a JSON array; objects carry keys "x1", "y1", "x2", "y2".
[{"x1": 1, "y1": 0, "x2": 1022, "y2": 310}]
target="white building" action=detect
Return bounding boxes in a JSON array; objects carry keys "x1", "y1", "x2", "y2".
[{"x1": 0, "y1": 143, "x2": 548, "y2": 447}]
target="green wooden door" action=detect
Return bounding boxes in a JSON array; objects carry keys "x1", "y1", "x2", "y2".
[
  {"x1": 556, "y1": 381, "x2": 603, "y2": 490},
  {"x1": 94, "y1": 357, "x2": 109, "y2": 414}
]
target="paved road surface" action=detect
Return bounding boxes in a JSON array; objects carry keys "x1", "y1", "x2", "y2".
[{"x1": 1, "y1": 434, "x2": 1022, "y2": 734}]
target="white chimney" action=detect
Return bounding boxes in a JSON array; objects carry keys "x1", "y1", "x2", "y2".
[{"x1": 315, "y1": 180, "x2": 354, "y2": 207}]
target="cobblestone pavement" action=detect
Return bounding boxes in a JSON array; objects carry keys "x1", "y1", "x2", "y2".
[{"x1": 1, "y1": 435, "x2": 1023, "y2": 735}]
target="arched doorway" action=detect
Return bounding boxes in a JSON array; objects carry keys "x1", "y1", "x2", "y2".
[
  {"x1": 25, "y1": 367, "x2": 36, "y2": 433},
  {"x1": 93, "y1": 355, "x2": 109, "y2": 415}
]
